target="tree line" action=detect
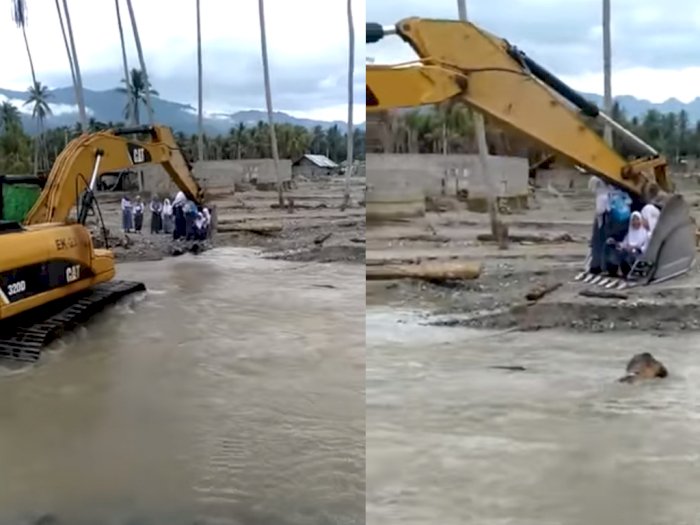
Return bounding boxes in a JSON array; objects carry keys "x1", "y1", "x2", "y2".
[
  {"x1": 382, "y1": 102, "x2": 700, "y2": 162},
  {"x1": 0, "y1": 99, "x2": 364, "y2": 175}
]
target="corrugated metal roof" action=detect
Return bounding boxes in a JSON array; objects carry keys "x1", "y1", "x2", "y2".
[{"x1": 302, "y1": 154, "x2": 338, "y2": 168}]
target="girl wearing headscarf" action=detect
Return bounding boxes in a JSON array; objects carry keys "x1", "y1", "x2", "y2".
[
  {"x1": 121, "y1": 195, "x2": 133, "y2": 233},
  {"x1": 612, "y1": 211, "x2": 649, "y2": 276},
  {"x1": 588, "y1": 177, "x2": 612, "y2": 275},
  {"x1": 161, "y1": 198, "x2": 173, "y2": 234},
  {"x1": 641, "y1": 203, "x2": 660, "y2": 235},
  {"x1": 172, "y1": 191, "x2": 187, "y2": 240}
]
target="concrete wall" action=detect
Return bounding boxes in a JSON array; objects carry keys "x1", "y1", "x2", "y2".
[
  {"x1": 367, "y1": 153, "x2": 529, "y2": 200},
  {"x1": 140, "y1": 159, "x2": 292, "y2": 193}
]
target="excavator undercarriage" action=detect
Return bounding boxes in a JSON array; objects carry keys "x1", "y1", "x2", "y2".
[{"x1": 366, "y1": 18, "x2": 697, "y2": 287}]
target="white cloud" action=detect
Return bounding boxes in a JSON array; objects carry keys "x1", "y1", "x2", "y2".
[
  {"x1": 0, "y1": 0, "x2": 365, "y2": 121},
  {"x1": 367, "y1": 0, "x2": 700, "y2": 102},
  {"x1": 0, "y1": 93, "x2": 93, "y2": 117}
]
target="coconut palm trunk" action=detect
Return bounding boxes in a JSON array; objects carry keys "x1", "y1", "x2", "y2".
[
  {"x1": 54, "y1": 0, "x2": 77, "y2": 95},
  {"x1": 61, "y1": 0, "x2": 88, "y2": 131},
  {"x1": 342, "y1": 0, "x2": 355, "y2": 210},
  {"x1": 602, "y1": 0, "x2": 613, "y2": 146},
  {"x1": 257, "y1": 0, "x2": 284, "y2": 206},
  {"x1": 456, "y1": 0, "x2": 506, "y2": 247},
  {"x1": 196, "y1": 0, "x2": 204, "y2": 162},
  {"x1": 115, "y1": 0, "x2": 133, "y2": 126},
  {"x1": 125, "y1": 0, "x2": 155, "y2": 125}
]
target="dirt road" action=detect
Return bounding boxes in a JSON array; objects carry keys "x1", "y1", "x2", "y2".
[
  {"x1": 90, "y1": 175, "x2": 366, "y2": 265},
  {"x1": 367, "y1": 173, "x2": 700, "y2": 332}
]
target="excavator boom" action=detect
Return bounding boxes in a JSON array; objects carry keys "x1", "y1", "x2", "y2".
[
  {"x1": 25, "y1": 124, "x2": 205, "y2": 225},
  {"x1": 367, "y1": 17, "x2": 696, "y2": 285}
]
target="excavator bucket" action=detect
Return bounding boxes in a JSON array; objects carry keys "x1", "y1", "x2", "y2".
[
  {"x1": 577, "y1": 195, "x2": 696, "y2": 288},
  {"x1": 627, "y1": 195, "x2": 696, "y2": 285}
]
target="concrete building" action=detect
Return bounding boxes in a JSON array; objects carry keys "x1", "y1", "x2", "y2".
[
  {"x1": 366, "y1": 153, "x2": 529, "y2": 221},
  {"x1": 139, "y1": 158, "x2": 292, "y2": 194},
  {"x1": 292, "y1": 154, "x2": 339, "y2": 178}
]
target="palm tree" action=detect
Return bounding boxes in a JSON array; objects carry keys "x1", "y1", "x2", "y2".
[
  {"x1": 11, "y1": 0, "x2": 37, "y2": 87},
  {"x1": 257, "y1": 0, "x2": 284, "y2": 206},
  {"x1": 0, "y1": 102, "x2": 22, "y2": 133},
  {"x1": 124, "y1": 0, "x2": 155, "y2": 125},
  {"x1": 196, "y1": 0, "x2": 204, "y2": 162},
  {"x1": 342, "y1": 0, "x2": 355, "y2": 209},
  {"x1": 54, "y1": 0, "x2": 77, "y2": 97},
  {"x1": 114, "y1": 0, "x2": 133, "y2": 125},
  {"x1": 61, "y1": 0, "x2": 87, "y2": 130},
  {"x1": 24, "y1": 81, "x2": 52, "y2": 175},
  {"x1": 602, "y1": 0, "x2": 612, "y2": 145},
  {"x1": 116, "y1": 69, "x2": 159, "y2": 125}
]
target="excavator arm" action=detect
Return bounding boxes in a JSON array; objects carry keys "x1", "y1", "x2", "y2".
[
  {"x1": 25, "y1": 124, "x2": 205, "y2": 225},
  {"x1": 367, "y1": 18, "x2": 696, "y2": 285},
  {"x1": 366, "y1": 18, "x2": 669, "y2": 201}
]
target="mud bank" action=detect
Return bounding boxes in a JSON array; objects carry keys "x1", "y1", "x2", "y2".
[{"x1": 93, "y1": 176, "x2": 366, "y2": 265}]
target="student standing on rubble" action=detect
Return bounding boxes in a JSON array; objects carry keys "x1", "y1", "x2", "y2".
[
  {"x1": 149, "y1": 195, "x2": 163, "y2": 234},
  {"x1": 162, "y1": 198, "x2": 174, "y2": 234},
  {"x1": 121, "y1": 195, "x2": 133, "y2": 233},
  {"x1": 133, "y1": 196, "x2": 145, "y2": 233}
]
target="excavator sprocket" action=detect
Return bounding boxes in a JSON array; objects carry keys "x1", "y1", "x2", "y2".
[{"x1": 0, "y1": 280, "x2": 146, "y2": 363}]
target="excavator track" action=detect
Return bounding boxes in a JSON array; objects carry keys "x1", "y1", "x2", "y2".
[{"x1": 0, "y1": 280, "x2": 146, "y2": 363}]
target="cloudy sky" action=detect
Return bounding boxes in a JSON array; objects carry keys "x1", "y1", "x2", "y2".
[
  {"x1": 0, "y1": 0, "x2": 365, "y2": 122},
  {"x1": 368, "y1": 0, "x2": 700, "y2": 103}
]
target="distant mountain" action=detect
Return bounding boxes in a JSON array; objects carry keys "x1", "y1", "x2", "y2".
[
  {"x1": 0, "y1": 86, "x2": 365, "y2": 136},
  {"x1": 580, "y1": 92, "x2": 700, "y2": 123}
]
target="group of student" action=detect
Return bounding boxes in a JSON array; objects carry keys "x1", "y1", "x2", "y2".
[
  {"x1": 120, "y1": 191, "x2": 211, "y2": 241},
  {"x1": 588, "y1": 176, "x2": 661, "y2": 279}
]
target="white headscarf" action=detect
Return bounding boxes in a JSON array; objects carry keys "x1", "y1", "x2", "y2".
[
  {"x1": 162, "y1": 198, "x2": 172, "y2": 216},
  {"x1": 624, "y1": 211, "x2": 650, "y2": 252},
  {"x1": 173, "y1": 191, "x2": 187, "y2": 207},
  {"x1": 641, "y1": 203, "x2": 660, "y2": 234},
  {"x1": 589, "y1": 177, "x2": 610, "y2": 216}
]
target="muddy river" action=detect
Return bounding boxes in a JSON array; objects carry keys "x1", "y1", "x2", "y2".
[
  {"x1": 367, "y1": 307, "x2": 700, "y2": 525},
  {"x1": 0, "y1": 248, "x2": 365, "y2": 525}
]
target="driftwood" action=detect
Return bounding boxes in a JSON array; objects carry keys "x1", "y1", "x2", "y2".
[
  {"x1": 396, "y1": 234, "x2": 451, "y2": 243},
  {"x1": 366, "y1": 260, "x2": 482, "y2": 281},
  {"x1": 314, "y1": 232, "x2": 333, "y2": 245},
  {"x1": 525, "y1": 282, "x2": 562, "y2": 301},
  {"x1": 478, "y1": 232, "x2": 575, "y2": 244},
  {"x1": 217, "y1": 221, "x2": 283, "y2": 235},
  {"x1": 579, "y1": 289, "x2": 629, "y2": 300}
]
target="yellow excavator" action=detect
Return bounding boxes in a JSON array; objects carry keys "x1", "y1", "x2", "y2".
[
  {"x1": 366, "y1": 17, "x2": 696, "y2": 288},
  {"x1": 0, "y1": 124, "x2": 205, "y2": 362}
]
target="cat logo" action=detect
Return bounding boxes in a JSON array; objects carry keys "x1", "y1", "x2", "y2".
[
  {"x1": 66, "y1": 264, "x2": 81, "y2": 283},
  {"x1": 131, "y1": 147, "x2": 146, "y2": 164},
  {"x1": 127, "y1": 142, "x2": 151, "y2": 165}
]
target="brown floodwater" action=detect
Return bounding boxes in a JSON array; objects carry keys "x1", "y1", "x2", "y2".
[
  {"x1": 367, "y1": 306, "x2": 700, "y2": 525},
  {"x1": 0, "y1": 248, "x2": 365, "y2": 525}
]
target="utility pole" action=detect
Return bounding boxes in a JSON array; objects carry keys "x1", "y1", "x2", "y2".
[
  {"x1": 456, "y1": 0, "x2": 507, "y2": 248},
  {"x1": 602, "y1": 0, "x2": 613, "y2": 146}
]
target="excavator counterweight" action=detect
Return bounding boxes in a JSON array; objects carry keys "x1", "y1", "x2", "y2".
[
  {"x1": 0, "y1": 125, "x2": 206, "y2": 362},
  {"x1": 366, "y1": 17, "x2": 696, "y2": 287}
]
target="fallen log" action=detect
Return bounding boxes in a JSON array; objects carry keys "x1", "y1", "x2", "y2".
[
  {"x1": 396, "y1": 234, "x2": 451, "y2": 243},
  {"x1": 217, "y1": 221, "x2": 283, "y2": 235},
  {"x1": 525, "y1": 282, "x2": 562, "y2": 301},
  {"x1": 477, "y1": 232, "x2": 575, "y2": 244},
  {"x1": 366, "y1": 260, "x2": 482, "y2": 281}
]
